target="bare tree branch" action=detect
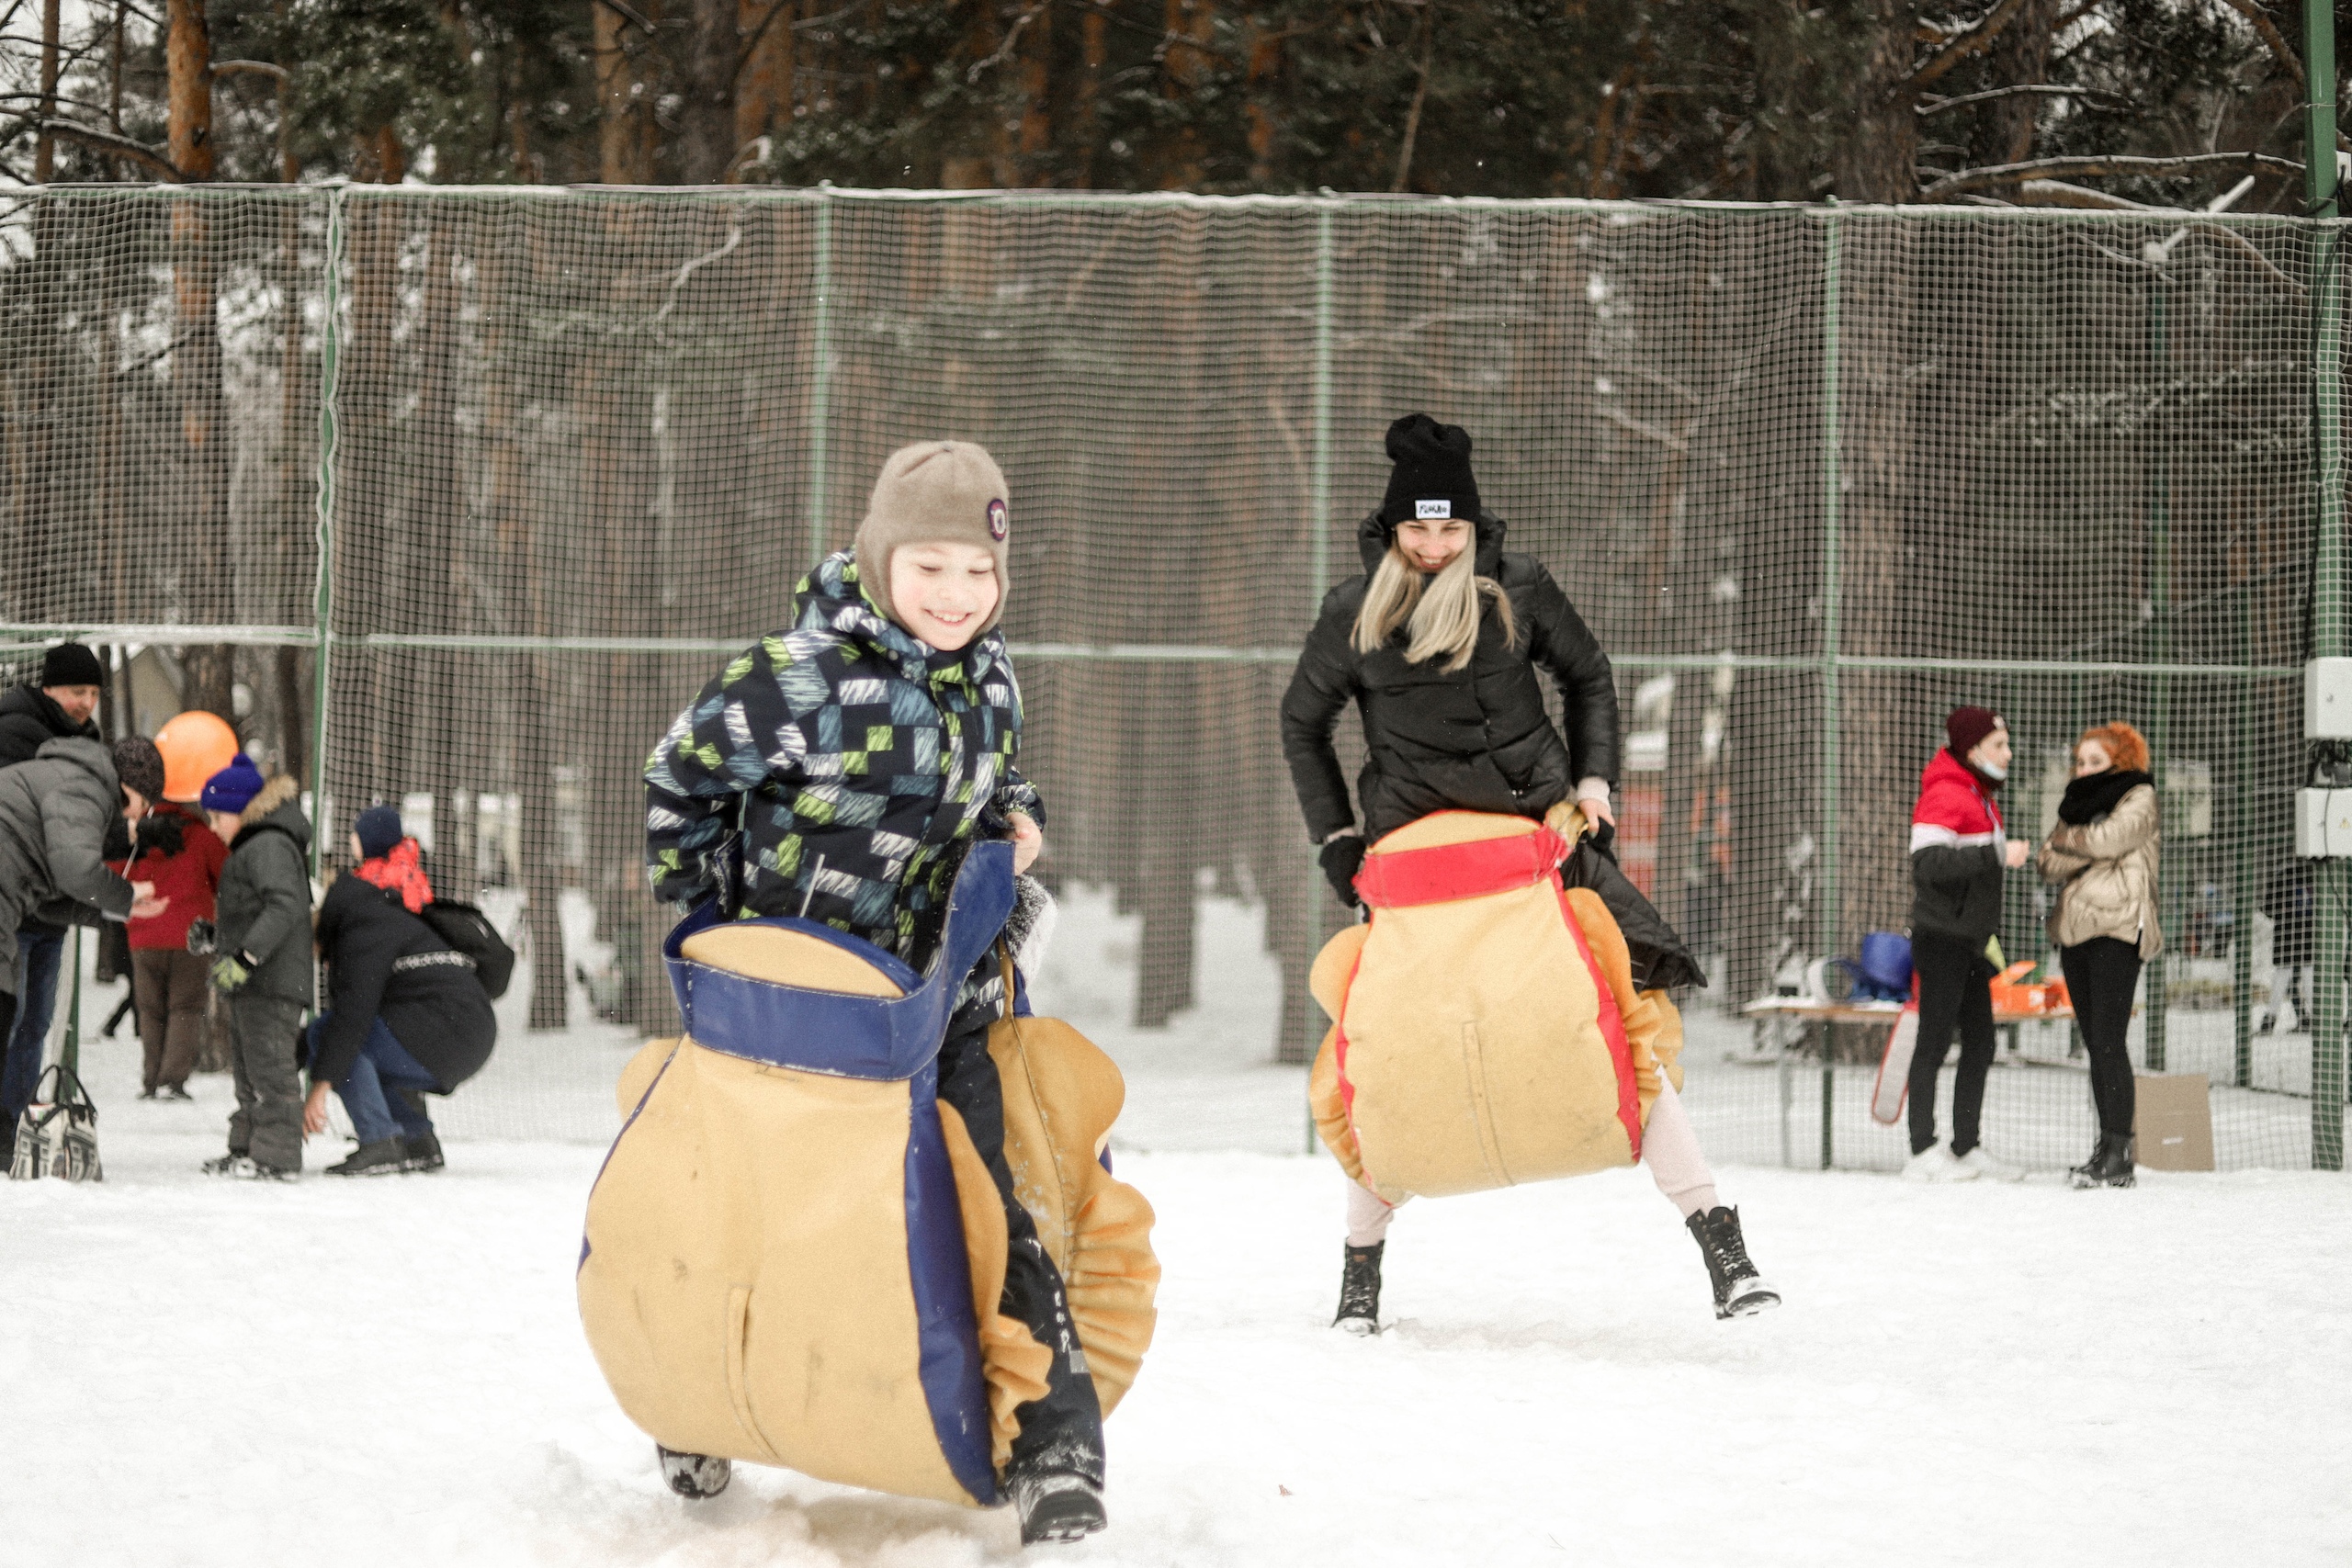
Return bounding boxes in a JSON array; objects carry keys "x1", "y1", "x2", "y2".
[
  {"x1": 1918, "y1": 83, "x2": 2128, "y2": 116},
  {"x1": 37, "y1": 118, "x2": 183, "y2": 179},
  {"x1": 594, "y1": 0, "x2": 655, "y2": 36},
  {"x1": 1907, "y1": 0, "x2": 2030, "y2": 92},
  {"x1": 210, "y1": 59, "x2": 287, "y2": 82},
  {"x1": 2010, "y1": 177, "x2": 2164, "y2": 209},
  {"x1": 1921, "y1": 150, "x2": 2301, "y2": 200},
  {"x1": 2213, "y1": 0, "x2": 2302, "y2": 87}
]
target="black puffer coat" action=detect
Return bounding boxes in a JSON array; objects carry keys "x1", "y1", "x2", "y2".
[
  {"x1": 1280, "y1": 509, "x2": 1620, "y2": 845},
  {"x1": 311, "y1": 872, "x2": 496, "y2": 1093}
]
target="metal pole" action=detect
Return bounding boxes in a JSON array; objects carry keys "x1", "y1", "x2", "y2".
[
  {"x1": 2309, "y1": 0, "x2": 2346, "y2": 1169},
  {"x1": 2146, "y1": 281, "x2": 2170, "y2": 1073},
  {"x1": 61, "y1": 924, "x2": 81, "y2": 1083},
  {"x1": 1819, "y1": 211, "x2": 1843, "y2": 968},
  {"x1": 305, "y1": 185, "x2": 345, "y2": 880},
  {"x1": 1303, "y1": 203, "x2": 1336, "y2": 1154},
  {"x1": 2233, "y1": 584, "x2": 2254, "y2": 1089},
  {"x1": 808, "y1": 186, "x2": 835, "y2": 568}
]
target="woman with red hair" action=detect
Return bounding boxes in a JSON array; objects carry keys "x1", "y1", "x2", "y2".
[{"x1": 2037, "y1": 722, "x2": 2159, "y2": 1189}]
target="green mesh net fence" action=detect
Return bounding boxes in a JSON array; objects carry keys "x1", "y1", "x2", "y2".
[{"x1": 0, "y1": 184, "x2": 2340, "y2": 1171}]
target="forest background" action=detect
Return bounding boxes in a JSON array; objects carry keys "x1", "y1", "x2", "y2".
[{"x1": 0, "y1": 2, "x2": 2332, "y2": 1049}]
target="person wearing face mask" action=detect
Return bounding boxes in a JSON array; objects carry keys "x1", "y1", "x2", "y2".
[
  {"x1": 1903, "y1": 706, "x2": 2032, "y2": 1183},
  {"x1": 2037, "y1": 722, "x2": 2159, "y2": 1190},
  {"x1": 642, "y1": 442, "x2": 1107, "y2": 1545}
]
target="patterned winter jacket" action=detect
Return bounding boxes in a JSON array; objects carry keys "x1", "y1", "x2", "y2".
[{"x1": 644, "y1": 550, "x2": 1044, "y2": 989}]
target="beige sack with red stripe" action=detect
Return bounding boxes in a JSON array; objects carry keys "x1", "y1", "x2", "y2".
[{"x1": 1307, "y1": 807, "x2": 1685, "y2": 1206}]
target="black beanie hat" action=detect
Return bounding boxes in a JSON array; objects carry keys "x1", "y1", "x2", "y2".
[
  {"x1": 1377, "y1": 413, "x2": 1482, "y2": 526},
  {"x1": 111, "y1": 736, "x2": 164, "y2": 804},
  {"x1": 41, "y1": 642, "x2": 102, "y2": 689}
]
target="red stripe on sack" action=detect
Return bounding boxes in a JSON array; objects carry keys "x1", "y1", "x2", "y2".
[
  {"x1": 1353, "y1": 826, "x2": 1570, "y2": 908},
  {"x1": 1553, "y1": 882, "x2": 1643, "y2": 1161}
]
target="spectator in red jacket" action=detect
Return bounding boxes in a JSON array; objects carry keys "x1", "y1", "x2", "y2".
[{"x1": 110, "y1": 796, "x2": 228, "y2": 1099}]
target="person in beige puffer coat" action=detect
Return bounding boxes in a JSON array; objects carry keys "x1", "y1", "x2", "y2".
[{"x1": 2036, "y1": 721, "x2": 2159, "y2": 1190}]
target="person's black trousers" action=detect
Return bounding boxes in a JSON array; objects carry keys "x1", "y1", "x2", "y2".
[
  {"x1": 1907, "y1": 929, "x2": 1998, "y2": 1156},
  {"x1": 934, "y1": 998, "x2": 1106, "y2": 1487},
  {"x1": 2060, "y1": 936, "x2": 2142, "y2": 1140}
]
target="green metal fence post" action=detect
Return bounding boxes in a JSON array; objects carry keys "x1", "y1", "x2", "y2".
[
  {"x1": 808, "y1": 185, "x2": 835, "y2": 568},
  {"x1": 2310, "y1": 0, "x2": 2346, "y2": 1170},
  {"x1": 2146, "y1": 279, "x2": 2171, "y2": 1073},
  {"x1": 306, "y1": 185, "x2": 345, "y2": 879},
  {"x1": 1819, "y1": 211, "x2": 1843, "y2": 968},
  {"x1": 1818, "y1": 211, "x2": 1843, "y2": 1168},
  {"x1": 1303, "y1": 203, "x2": 1336, "y2": 1153},
  {"x1": 2233, "y1": 582, "x2": 2254, "y2": 1088}
]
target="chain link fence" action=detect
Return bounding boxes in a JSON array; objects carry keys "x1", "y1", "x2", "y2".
[{"x1": 2, "y1": 184, "x2": 2342, "y2": 1170}]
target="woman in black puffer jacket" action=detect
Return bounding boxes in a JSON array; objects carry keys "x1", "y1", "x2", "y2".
[
  {"x1": 1279, "y1": 416, "x2": 1755, "y2": 1334},
  {"x1": 1281, "y1": 414, "x2": 1622, "y2": 864}
]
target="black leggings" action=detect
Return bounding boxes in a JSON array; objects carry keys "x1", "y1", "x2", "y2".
[
  {"x1": 935, "y1": 1000, "x2": 1106, "y2": 1486},
  {"x1": 1907, "y1": 930, "x2": 1997, "y2": 1156},
  {"x1": 2060, "y1": 937, "x2": 2142, "y2": 1139}
]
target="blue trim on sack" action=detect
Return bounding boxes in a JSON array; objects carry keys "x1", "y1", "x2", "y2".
[
  {"x1": 904, "y1": 1062, "x2": 996, "y2": 1506},
  {"x1": 664, "y1": 842, "x2": 1019, "y2": 1081}
]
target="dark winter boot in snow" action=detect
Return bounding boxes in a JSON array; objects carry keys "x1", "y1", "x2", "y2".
[
  {"x1": 1010, "y1": 1470, "x2": 1107, "y2": 1546},
  {"x1": 325, "y1": 1137, "x2": 408, "y2": 1178},
  {"x1": 1686, "y1": 1206, "x2": 1780, "y2": 1320},
  {"x1": 2069, "y1": 1134, "x2": 2136, "y2": 1189},
  {"x1": 1334, "y1": 1241, "x2": 1384, "y2": 1335},
  {"x1": 657, "y1": 1445, "x2": 730, "y2": 1500},
  {"x1": 402, "y1": 1131, "x2": 445, "y2": 1172}
]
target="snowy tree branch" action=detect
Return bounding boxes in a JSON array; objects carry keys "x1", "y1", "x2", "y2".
[
  {"x1": 37, "y1": 119, "x2": 184, "y2": 180},
  {"x1": 1921, "y1": 151, "x2": 2301, "y2": 201},
  {"x1": 1907, "y1": 0, "x2": 2030, "y2": 93},
  {"x1": 1917, "y1": 84, "x2": 2127, "y2": 117}
]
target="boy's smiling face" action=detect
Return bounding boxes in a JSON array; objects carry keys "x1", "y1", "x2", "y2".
[{"x1": 888, "y1": 542, "x2": 1001, "y2": 650}]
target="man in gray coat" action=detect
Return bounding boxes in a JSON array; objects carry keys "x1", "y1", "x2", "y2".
[{"x1": 0, "y1": 736, "x2": 168, "y2": 1135}]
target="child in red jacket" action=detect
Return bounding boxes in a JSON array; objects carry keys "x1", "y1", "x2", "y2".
[{"x1": 110, "y1": 797, "x2": 226, "y2": 1099}]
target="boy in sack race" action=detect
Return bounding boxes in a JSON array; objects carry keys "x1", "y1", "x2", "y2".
[
  {"x1": 1283, "y1": 414, "x2": 1778, "y2": 1329},
  {"x1": 590, "y1": 441, "x2": 1156, "y2": 1547}
]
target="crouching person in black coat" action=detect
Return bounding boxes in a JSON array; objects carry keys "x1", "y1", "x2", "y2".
[{"x1": 301, "y1": 869, "x2": 497, "y2": 1176}]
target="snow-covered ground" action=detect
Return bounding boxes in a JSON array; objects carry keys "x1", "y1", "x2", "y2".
[
  {"x1": 10, "y1": 1052, "x2": 2348, "y2": 1568},
  {"x1": 11, "y1": 887, "x2": 2346, "y2": 1562}
]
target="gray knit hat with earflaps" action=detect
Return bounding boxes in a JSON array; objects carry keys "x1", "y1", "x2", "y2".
[{"x1": 851, "y1": 441, "x2": 1012, "y2": 637}]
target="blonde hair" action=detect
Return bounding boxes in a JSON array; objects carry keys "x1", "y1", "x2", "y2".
[{"x1": 1351, "y1": 544, "x2": 1517, "y2": 672}]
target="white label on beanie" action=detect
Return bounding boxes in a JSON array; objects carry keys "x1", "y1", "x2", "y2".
[{"x1": 1415, "y1": 499, "x2": 1453, "y2": 520}]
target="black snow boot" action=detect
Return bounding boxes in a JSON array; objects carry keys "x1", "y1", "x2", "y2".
[
  {"x1": 1010, "y1": 1470, "x2": 1107, "y2": 1546},
  {"x1": 1334, "y1": 1241, "x2": 1384, "y2": 1335},
  {"x1": 2069, "y1": 1134, "x2": 2136, "y2": 1189},
  {"x1": 402, "y1": 1131, "x2": 446, "y2": 1172},
  {"x1": 325, "y1": 1137, "x2": 409, "y2": 1178},
  {"x1": 657, "y1": 1445, "x2": 731, "y2": 1499},
  {"x1": 1685, "y1": 1205, "x2": 1781, "y2": 1320}
]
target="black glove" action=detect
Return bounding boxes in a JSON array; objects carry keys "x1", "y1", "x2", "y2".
[
  {"x1": 186, "y1": 918, "x2": 218, "y2": 957},
  {"x1": 1318, "y1": 834, "x2": 1367, "y2": 910}
]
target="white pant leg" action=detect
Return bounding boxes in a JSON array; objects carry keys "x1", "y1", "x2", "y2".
[
  {"x1": 1345, "y1": 1176, "x2": 1400, "y2": 1247},
  {"x1": 1643, "y1": 1079, "x2": 1721, "y2": 1220}
]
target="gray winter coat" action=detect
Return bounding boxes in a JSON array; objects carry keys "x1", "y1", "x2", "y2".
[
  {"x1": 0, "y1": 737, "x2": 135, "y2": 994},
  {"x1": 212, "y1": 774, "x2": 315, "y2": 1006}
]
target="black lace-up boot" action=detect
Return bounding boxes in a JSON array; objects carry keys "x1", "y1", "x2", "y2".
[
  {"x1": 1685, "y1": 1205, "x2": 1781, "y2": 1320},
  {"x1": 2069, "y1": 1134, "x2": 2136, "y2": 1189},
  {"x1": 1334, "y1": 1240, "x2": 1384, "y2": 1335}
]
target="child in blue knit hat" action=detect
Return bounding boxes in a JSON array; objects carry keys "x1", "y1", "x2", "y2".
[{"x1": 197, "y1": 754, "x2": 315, "y2": 1180}]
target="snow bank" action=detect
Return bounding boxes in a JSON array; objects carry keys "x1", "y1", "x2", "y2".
[{"x1": 9, "y1": 1063, "x2": 2346, "y2": 1567}]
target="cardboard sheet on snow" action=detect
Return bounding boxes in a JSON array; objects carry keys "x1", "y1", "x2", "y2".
[{"x1": 1310, "y1": 809, "x2": 1683, "y2": 1205}]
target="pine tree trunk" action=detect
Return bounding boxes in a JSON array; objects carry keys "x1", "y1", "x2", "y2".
[
  {"x1": 680, "y1": 0, "x2": 739, "y2": 182},
  {"x1": 169, "y1": 0, "x2": 235, "y2": 723},
  {"x1": 1983, "y1": 0, "x2": 2057, "y2": 165},
  {"x1": 1833, "y1": 0, "x2": 1919, "y2": 204}
]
